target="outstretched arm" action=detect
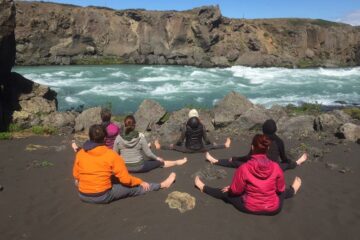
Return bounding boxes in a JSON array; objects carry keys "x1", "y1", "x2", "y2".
[{"x1": 113, "y1": 155, "x2": 143, "y2": 187}]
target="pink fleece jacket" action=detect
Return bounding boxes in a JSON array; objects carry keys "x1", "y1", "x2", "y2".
[
  {"x1": 104, "y1": 122, "x2": 120, "y2": 149},
  {"x1": 230, "y1": 154, "x2": 285, "y2": 213}
]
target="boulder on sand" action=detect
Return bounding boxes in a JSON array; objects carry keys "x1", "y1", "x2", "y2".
[
  {"x1": 74, "y1": 107, "x2": 102, "y2": 132},
  {"x1": 314, "y1": 111, "x2": 351, "y2": 132},
  {"x1": 277, "y1": 115, "x2": 315, "y2": 138},
  {"x1": 213, "y1": 91, "x2": 253, "y2": 127},
  {"x1": 229, "y1": 105, "x2": 271, "y2": 130},
  {"x1": 134, "y1": 99, "x2": 166, "y2": 132},
  {"x1": 337, "y1": 123, "x2": 360, "y2": 142}
]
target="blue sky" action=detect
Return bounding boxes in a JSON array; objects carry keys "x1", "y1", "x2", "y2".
[{"x1": 30, "y1": 0, "x2": 360, "y2": 25}]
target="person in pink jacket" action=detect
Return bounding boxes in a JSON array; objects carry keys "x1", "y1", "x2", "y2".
[
  {"x1": 101, "y1": 108, "x2": 121, "y2": 149},
  {"x1": 195, "y1": 134, "x2": 302, "y2": 215}
]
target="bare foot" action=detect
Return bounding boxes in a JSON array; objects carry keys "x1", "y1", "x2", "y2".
[
  {"x1": 160, "y1": 172, "x2": 176, "y2": 189},
  {"x1": 176, "y1": 157, "x2": 187, "y2": 166},
  {"x1": 194, "y1": 176, "x2": 205, "y2": 192},
  {"x1": 224, "y1": 137, "x2": 231, "y2": 148},
  {"x1": 296, "y1": 153, "x2": 308, "y2": 166},
  {"x1": 71, "y1": 142, "x2": 79, "y2": 152},
  {"x1": 205, "y1": 152, "x2": 218, "y2": 164},
  {"x1": 154, "y1": 139, "x2": 161, "y2": 150},
  {"x1": 291, "y1": 177, "x2": 302, "y2": 194}
]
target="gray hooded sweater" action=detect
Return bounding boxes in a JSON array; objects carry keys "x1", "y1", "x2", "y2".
[{"x1": 113, "y1": 133, "x2": 158, "y2": 167}]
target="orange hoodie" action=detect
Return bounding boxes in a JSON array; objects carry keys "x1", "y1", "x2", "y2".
[{"x1": 73, "y1": 146, "x2": 143, "y2": 194}]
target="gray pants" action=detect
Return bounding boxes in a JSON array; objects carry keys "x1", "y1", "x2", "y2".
[{"x1": 79, "y1": 183, "x2": 161, "y2": 204}]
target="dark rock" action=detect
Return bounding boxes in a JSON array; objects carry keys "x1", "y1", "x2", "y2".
[
  {"x1": 134, "y1": 99, "x2": 166, "y2": 132},
  {"x1": 336, "y1": 123, "x2": 360, "y2": 142},
  {"x1": 314, "y1": 113, "x2": 343, "y2": 132},
  {"x1": 213, "y1": 91, "x2": 254, "y2": 127},
  {"x1": 247, "y1": 38, "x2": 261, "y2": 51},
  {"x1": 227, "y1": 106, "x2": 270, "y2": 130},
  {"x1": 74, "y1": 107, "x2": 102, "y2": 132}
]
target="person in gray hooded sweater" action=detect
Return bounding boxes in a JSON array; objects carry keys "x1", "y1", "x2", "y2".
[{"x1": 113, "y1": 115, "x2": 187, "y2": 173}]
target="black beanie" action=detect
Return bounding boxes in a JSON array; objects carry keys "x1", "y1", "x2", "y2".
[
  {"x1": 187, "y1": 117, "x2": 200, "y2": 129},
  {"x1": 262, "y1": 119, "x2": 277, "y2": 135}
]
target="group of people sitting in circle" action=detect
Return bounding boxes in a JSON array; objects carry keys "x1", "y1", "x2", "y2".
[{"x1": 72, "y1": 107, "x2": 307, "y2": 215}]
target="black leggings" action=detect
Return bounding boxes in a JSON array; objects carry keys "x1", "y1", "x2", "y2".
[
  {"x1": 203, "y1": 186, "x2": 295, "y2": 215},
  {"x1": 162, "y1": 144, "x2": 226, "y2": 153},
  {"x1": 217, "y1": 157, "x2": 297, "y2": 171},
  {"x1": 127, "y1": 160, "x2": 164, "y2": 173}
]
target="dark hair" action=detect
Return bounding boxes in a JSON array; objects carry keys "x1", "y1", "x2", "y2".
[
  {"x1": 251, "y1": 134, "x2": 271, "y2": 154},
  {"x1": 262, "y1": 119, "x2": 277, "y2": 135},
  {"x1": 124, "y1": 115, "x2": 136, "y2": 135},
  {"x1": 89, "y1": 124, "x2": 106, "y2": 143},
  {"x1": 187, "y1": 117, "x2": 200, "y2": 129},
  {"x1": 101, "y1": 108, "x2": 112, "y2": 122}
]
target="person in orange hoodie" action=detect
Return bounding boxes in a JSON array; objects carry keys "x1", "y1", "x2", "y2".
[{"x1": 73, "y1": 124, "x2": 176, "y2": 204}]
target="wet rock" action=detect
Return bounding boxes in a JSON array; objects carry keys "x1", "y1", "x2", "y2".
[
  {"x1": 213, "y1": 91, "x2": 253, "y2": 127},
  {"x1": 74, "y1": 107, "x2": 102, "y2": 132},
  {"x1": 165, "y1": 191, "x2": 196, "y2": 213},
  {"x1": 192, "y1": 165, "x2": 227, "y2": 180},
  {"x1": 134, "y1": 99, "x2": 166, "y2": 132},
  {"x1": 337, "y1": 123, "x2": 360, "y2": 142}
]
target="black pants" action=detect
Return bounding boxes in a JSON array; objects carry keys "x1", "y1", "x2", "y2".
[
  {"x1": 162, "y1": 144, "x2": 226, "y2": 153},
  {"x1": 217, "y1": 157, "x2": 297, "y2": 171},
  {"x1": 127, "y1": 160, "x2": 164, "y2": 173},
  {"x1": 203, "y1": 186, "x2": 295, "y2": 215}
]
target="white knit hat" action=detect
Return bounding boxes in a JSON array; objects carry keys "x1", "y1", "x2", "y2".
[{"x1": 188, "y1": 109, "x2": 199, "y2": 119}]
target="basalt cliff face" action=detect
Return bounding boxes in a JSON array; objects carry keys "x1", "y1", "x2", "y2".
[
  {"x1": 0, "y1": 0, "x2": 57, "y2": 131},
  {"x1": 15, "y1": 1, "x2": 360, "y2": 68}
]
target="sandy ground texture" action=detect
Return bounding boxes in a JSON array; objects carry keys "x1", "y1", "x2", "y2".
[{"x1": 0, "y1": 135, "x2": 359, "y2": 240}]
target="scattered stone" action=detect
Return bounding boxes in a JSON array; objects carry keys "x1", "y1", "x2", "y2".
[
  {"x1": 133, "y1": 225, "x2": 147, "y2": 233},
  {"x1": 339, "y1": 167, "x2": 351, "y2": 174},
  {"x1": 134, "y1": 99, "x2": 166, "y2": 132},
  {"x1": 25, "y1": 144, "x2": 48, "y2": 151},
  {"x1": 0, "y1": 185, "x2": 3, "y2": 191},
  {"x1": 325, "y1": 162, "x2": 338, "y2": 170},
  {"x1": 165, "y1": 191, "x2": 196, "y2": 213},
  {"x1": 192, "y1": 165, "x2": 227, "y2": 180}
]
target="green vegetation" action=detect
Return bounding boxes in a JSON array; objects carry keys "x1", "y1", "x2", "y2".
[
  {"x1": 158, "y1": 112, "x2": 170, "y2": 124},
  {"x1": 286, "y1": 103, "x2": 322, "y2": 116},
  {"x1": 8, "y1": 123, "x2": 23, "y2": 132},
  {"x1": 297, "y1": 58, "x2": 322, "y2": 68},
  {"x1": 72, "y1": 56, "x2": 125, "y2": 65},
  {"x1": 112, "y1": 115, "x2": 127, "y2": 123},
  {"x1": 312, "y1": 19, "x2": 342, "y2": 27},
  {"x1": 31, "y1": 125, "x2": 57, "y2": 135},
  {"x1": 263, "y1": 32, "x2": 269, "y2": 38},
  {"x1": 0, "y1": 132, "x2": 12, "y2": 140},
  {"x1": 287, "y1": 19, "x2": 307, "y2": 27},
  {"x1": 343, "y1": 107, "x2": 360, "y2": 120}
]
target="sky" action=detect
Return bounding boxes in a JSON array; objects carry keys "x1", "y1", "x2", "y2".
[{"x1": 27, "y1": 0, "x2": 360, "y2": 25}]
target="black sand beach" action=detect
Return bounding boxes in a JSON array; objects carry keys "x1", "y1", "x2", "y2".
[{"x1": 1, "y1": 135, "x2": 359, "y2": 240}]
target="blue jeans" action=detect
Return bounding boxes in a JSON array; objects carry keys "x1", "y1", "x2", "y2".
[{"x1": 79, "y1": 183, "x2": 161, "y2": 204}]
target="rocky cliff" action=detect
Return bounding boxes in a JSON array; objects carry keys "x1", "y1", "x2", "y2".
[
  {"x1": 0, "y1": 0, "x2": 57, "y2": 131},
  {"x1": 14, "y1": 1, "x2": 360, "y2": 68}
]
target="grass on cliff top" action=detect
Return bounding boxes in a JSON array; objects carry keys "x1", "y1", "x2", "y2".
[
  {"x1": 287, "y1": 19, "x2": 342, "y2": 27},
  {"x1": 286, "y1": 103, "x2": 322, "y2": 116},
  {"x1": 343, "y1": 107, "x2": 360, "y2": 120}
]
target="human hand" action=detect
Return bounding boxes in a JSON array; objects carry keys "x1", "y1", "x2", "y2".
[
  {"x1": 140, "y1": 182, "x2": 151, "y2": 191},
  {"x1": 157, "y1": 157, "x2": 164, "y2": 162},
  {"x1": 74, "y1": 179, "x2": 79, "y2": 187},
  {"x1": 221, "y1": 186, "x2": 230, "y2": 193},
  {"x1": 229, "y1": 157, "x2": 233, "y2": 162}
]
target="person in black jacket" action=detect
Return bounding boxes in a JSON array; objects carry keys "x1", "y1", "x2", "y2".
[
  {"x1": 155, "y1": 109, "x2": 231, "y2": 153},
  {"x1": 206, "y1": 119, "x2": 307, "y2": 171}
]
